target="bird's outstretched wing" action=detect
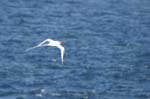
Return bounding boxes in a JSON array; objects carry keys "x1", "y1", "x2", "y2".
[
  {"x1": 38, "y1": 39, "x2": 52, "y2": 46},
  {"x1": 56, "y1": 45, "x2": 65, "y2": 64}
]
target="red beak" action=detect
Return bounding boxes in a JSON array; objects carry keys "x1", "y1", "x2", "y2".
[{"x1": 60, "y1": 41, "x2": 64, "y2": 46}]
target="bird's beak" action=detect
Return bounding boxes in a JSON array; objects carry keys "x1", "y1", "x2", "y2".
[{"x1": 60, "y1": 41, "x2": 64, "y2": 46}]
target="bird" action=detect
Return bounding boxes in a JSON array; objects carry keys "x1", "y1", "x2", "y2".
[{"x1": 26, "y1": 38, "x2": 65, "y2": 64}]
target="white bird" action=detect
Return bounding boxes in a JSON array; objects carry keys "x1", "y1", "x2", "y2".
[{"x1": 26, "y1": 39, "x2": 65, "y2": 64}]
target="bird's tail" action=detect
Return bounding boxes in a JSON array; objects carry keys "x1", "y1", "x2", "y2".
[
  {"x1": 25, "y1": 46, "x2": 40, "y2": 52},
  {"x1": 25, "y1": 44, "x2": 47, "y2": 52}
]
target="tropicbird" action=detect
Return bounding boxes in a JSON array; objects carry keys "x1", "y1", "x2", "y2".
[{"x1": 26, "y1": 39, "x2": 65, "y2": 64}]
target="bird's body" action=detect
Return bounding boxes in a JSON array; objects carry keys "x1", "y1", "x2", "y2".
[{"x1": 26, "y1": 39, "x2": 65, "y2": 64}]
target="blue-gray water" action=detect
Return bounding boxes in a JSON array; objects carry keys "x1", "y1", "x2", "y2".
[{"x1": 0, "y1": 0, "x2": 150, "y2": 99}]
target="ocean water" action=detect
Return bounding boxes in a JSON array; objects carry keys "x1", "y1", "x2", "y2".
[{"x1": 0, "y1": 0, "x2": 150, "y2": 99}]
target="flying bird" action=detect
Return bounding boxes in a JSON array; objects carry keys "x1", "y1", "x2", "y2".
[{"x1": 26, "y1": 39, "x2": 65, "y2": 64}]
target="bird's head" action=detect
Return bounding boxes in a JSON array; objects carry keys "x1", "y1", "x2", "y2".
[{"x1": 60, "y1": 41, "x2": 64, "y2": 46}]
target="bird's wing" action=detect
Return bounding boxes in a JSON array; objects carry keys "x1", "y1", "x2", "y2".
[
  {"x1": 56, "y1": 45, "x2": 65, "y2": 64},
  {"x1": 37, "y1": 39, "x2": 52, "y2": 46}
]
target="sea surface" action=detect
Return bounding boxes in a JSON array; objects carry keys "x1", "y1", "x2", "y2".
[{"x1": 0, "y1": 0, "x2": 150, "y2": 99}]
